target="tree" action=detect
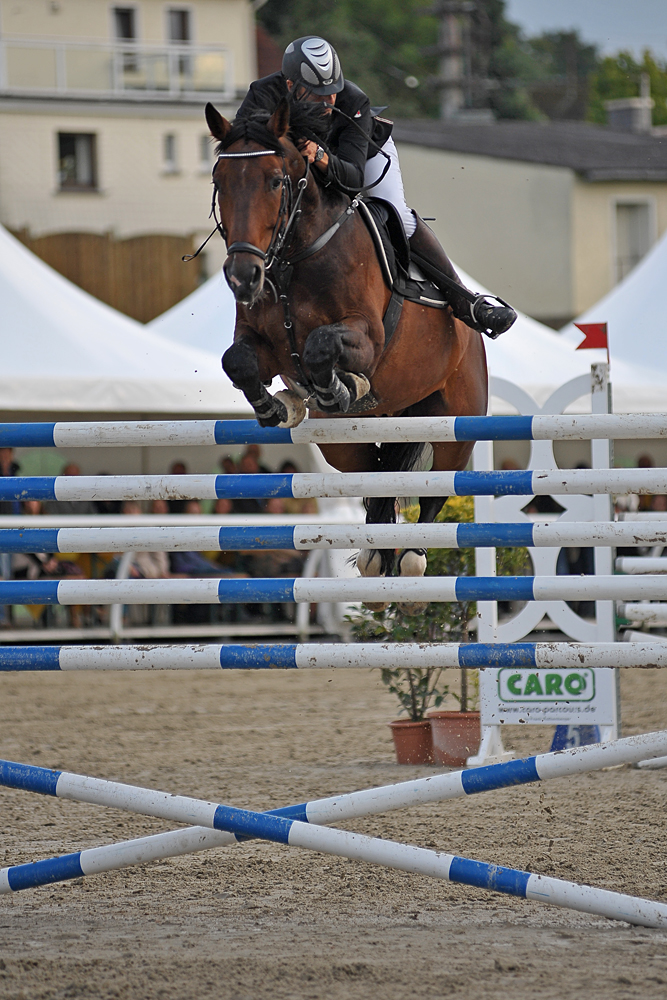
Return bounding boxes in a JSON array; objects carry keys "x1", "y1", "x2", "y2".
[
  {"x1": 525, "y1": 31, "x2": 598, "y2": 120},
  {"x1": 257, "y1": 0, "x2": 441, "y2": 118},
  {"x1": 588, "y1": 50, "x2": 667, "y2": 127},
  {"x1": 256, "y1": 0, "x2": 547, "y2": 120}
]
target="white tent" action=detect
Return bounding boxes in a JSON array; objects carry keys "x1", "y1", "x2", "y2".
[
  {"x1": 0, "y1": 225, "x2": 248, "y2": 413},
  {"x1": 148, "y1": 270, "x2": 236, "y2": 357},
  {"x1": 457, "y1": 264, "x2": 661, "y2": 413},
  {"x1": 151, "y1": 261, "x2": 659, "y2": 412},
  {"x1": 560, "y1": 230, "x2": 667, "y2": 400}
]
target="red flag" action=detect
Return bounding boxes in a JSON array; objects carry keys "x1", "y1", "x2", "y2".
[{"x1": 574, "y1": 322, "x2": 608, "y2": 350}]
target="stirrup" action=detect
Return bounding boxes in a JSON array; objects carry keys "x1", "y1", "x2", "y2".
[{"x1": 470, "y1": 293, "x2": 516, "y2": 340}]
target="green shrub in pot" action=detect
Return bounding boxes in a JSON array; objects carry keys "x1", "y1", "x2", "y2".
[{"x1": 349, "y1": 496, "x2": 530, "y2": 714}]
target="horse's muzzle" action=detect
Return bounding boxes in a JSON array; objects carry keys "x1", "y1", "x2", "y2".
[{"x1": 224, "y1": 252, "x2": 264, "y2": 305}]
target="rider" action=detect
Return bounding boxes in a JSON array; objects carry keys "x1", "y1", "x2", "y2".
[{"x1": 237, "y1": 35, "x2": 516, "y2": 340}]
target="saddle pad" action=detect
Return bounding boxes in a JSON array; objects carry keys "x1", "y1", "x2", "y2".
[{"x1": 358, "y1": 199, "x2": 448, "y2": 310}]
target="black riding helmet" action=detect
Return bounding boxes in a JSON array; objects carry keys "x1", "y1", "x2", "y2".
[{"x1": 282, "y1": 36, "x2": 344, "y2": 95}]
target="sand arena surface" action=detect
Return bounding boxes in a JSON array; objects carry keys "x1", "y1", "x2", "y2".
[{"x1": 1, "y1": 665, "x2": 667, "y2": 1000}]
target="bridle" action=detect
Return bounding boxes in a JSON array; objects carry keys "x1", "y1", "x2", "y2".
[
  {"x1": 215, "y1": 147, "x2": 309, "y2": 270},
  {"x1": 195, "y1": 139, "x2": 359, "y2": 392}
]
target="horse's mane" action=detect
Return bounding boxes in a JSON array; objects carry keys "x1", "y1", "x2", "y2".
[{"x1": 216, "y1": 100, "x2": 333, "y2": 160}]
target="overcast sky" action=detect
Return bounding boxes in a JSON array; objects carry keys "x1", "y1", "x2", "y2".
[{"x1": 504, "y1": 0, "x2": 667, "y2": 60}]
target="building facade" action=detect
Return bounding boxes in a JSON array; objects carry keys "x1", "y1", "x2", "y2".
[
  {"x1": 394, "y1": 119, "x2": 667, "y2": 327},
  {"x1": 0, "y1": 0, "x2": 254, "y2": 319}
]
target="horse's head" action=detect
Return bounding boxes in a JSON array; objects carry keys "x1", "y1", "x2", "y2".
[{"x1": 206, "y1": 99, "x2": 303, "y2": 306}]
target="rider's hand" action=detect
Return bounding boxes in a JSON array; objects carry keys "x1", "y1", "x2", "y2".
[{"x1": 299, "y1": 140, "x2": 329, "y2": 169}]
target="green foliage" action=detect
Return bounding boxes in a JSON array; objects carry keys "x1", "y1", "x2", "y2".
[
  {"x1": 257, "y1": 0, "x2": 440, "y2": 118},
  {"x1": 258, "y1": 3, "x2": 667, "y2": 127},
  {"x1": 257, "y1": 0, "x2": 550, "y2": 120},
  {"x1": 349, "y1": 496, "x2": 530, "y2": 719},
  {"x1": 588, "y1": 50, "x2": 667, "y2": 127},
  {"x1": 379, "y1": 666, "x2": 448, "y2": 723}
]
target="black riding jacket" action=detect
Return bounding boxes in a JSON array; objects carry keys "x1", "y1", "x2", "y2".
[{"x1": 236, "y1": 72, "x2": 392, "y2": 192}]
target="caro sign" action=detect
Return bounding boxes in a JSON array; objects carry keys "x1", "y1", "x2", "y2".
[
  {"x1": 498, "y1": 668, "x2": 595, "y2": 702},
  {"x1": 479, "y1": 667, "x2": 618, "y2": 727}
]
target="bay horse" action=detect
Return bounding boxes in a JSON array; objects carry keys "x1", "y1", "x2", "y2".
[{"x1": 206, "y1": 97, "x2": 488, "y2": 609}]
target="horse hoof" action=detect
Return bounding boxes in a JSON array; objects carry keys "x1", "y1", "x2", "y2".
[
  {"x1": 275, "y1": 390, "x2": 307, "y2": 428},
  {"x1": 357, "y1": 549, "x2": 383, "y2": 576},
  {"x1": 363, "y1": 601, "x2": 390, "y2": 613},
  {"x1": 397, "y1": 601, "x2": 429, "y2": 616},
  {"x1": 339, "y1": 371, "x2": 371, "y2": 403},
  {"x1": 397, "y1": 548, "x2": 428, "y2": 577}
]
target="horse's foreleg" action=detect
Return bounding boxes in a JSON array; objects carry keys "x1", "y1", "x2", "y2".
[
  {"x1": 222, "y1": 337, "x2": 305, "y2": 428},
  {"x1": 303, "y1": 323, "x2": 374, "y2": 414}
]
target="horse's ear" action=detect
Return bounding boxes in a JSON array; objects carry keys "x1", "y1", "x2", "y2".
[
  {"x1": 267, "y1": 97, "x2": 290, "y2": 139},
  {"x1": 205, "y1": 102, "x2": 231, "y2": 142}
]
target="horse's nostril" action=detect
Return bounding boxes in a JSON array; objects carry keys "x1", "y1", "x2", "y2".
[{"x1": 251, "y1": 265, "x2": 262, "y2": 287}]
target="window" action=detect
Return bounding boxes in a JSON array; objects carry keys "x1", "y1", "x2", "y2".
[
  {"x1": 199, "y1": 134, "x2": 213, "y2": 171},
  {"x1": 58, "y1": 133, "x2": 97, "y2": 190},
  {"x1": 614, "y1": 201, "x2": 654, "y2": 283},
  {"x1": 168, "y1": 9, "x2": 191, "y2": 42},
  {"x1": 168, "y1": 8, "x2": 191, "y2": 76},
  {"x1": 113, "y1": 7, "x2": 137, "y2": 72},
  {"x1": 163, "y1": 133, "x2": 178, "y2": 173},
  {"x1": 113, "y1": 7, "x2": 136, "y2": 39}
]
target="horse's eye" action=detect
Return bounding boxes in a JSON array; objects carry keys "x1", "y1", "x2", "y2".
[{"x1": 270, "y1": 176, "x2": 282, "y2": 191}]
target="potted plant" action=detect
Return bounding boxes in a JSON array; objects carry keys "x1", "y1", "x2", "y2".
[
  {"x1": 350, "y1": 496, "x2": 529, "y2": 767},
  {"x1": 382, "y1": 666, "x2": 449, "y2": 764}
]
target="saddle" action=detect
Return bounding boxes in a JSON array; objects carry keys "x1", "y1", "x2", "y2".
[{"x1": 357, "y1": 198, "x2": 448, "y2": 344}]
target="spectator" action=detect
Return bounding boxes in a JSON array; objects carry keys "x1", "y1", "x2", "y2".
[
  {"x1": 150, "y1": 498, "x2": 170, "y2": 515},
  {"x1": 12, "y1": 499, "x2": 86, "y2": 629},
  {"x1": 637, "y1": 454, "x2": 655, "y2": 511},
  {"x1": 120, "y1": 501, "x2": 170, "y2": 579},
  {"x1": 220, "y1": 455, "x2": 237, "y2": 475},
  {"x1": 243, "y1": 444, "x2": 270, "y2": 474},
  {"x1": 278, "y1": 460, "x2": 318, "y2": 514},
  {"x1": 167, "y1": 460, "x2": 189, "y2": 514},
  {"x1": 0, "y1": 447, "x2": 20, "y2": 515},
  {"x1": 94, "y1": 472, "x2": 122, "y2": 515},
  {"x1": 232, "y1": 452, "x2": 267, "y2": 514},
  {"x1": 42, "y1": 463, "x2": 96, "y2": 515},
  {"x1": 169, "y1": 501, "x2": 247, "y2": 577},
  {"x1": 0, "y1": 447, "x2": 20, "y2": 627}
]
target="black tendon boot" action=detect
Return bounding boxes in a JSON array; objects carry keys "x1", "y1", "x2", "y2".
[{"x1": 408, "y1": 214, "x2": 517, "y2": 339}]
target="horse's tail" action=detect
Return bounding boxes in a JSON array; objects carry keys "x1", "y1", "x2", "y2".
[{"x1": 364, "y1": 441, "x2": 428, "y2": 576}]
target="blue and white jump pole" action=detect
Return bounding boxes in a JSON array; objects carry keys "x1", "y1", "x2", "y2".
[
  {"x1": 2, "y1": 732, "x2": 665, "y2": 895},
  {"x1": 1, "y1": 746, "x2": 666, "y2": 927},
  {"x1": 1, "y1": 641, "x2": 666, "y2": 671},
  {"x1": 1, "y1": 575, "x2": 667, "y2": 607},
  {"x1": 2, "y1": 414, "x2": 667, "y2": 448},
  {"x1": 1, "y1": 520, "x2": 666, "y2": 554},
  {"x1": 1, "y1": 469, "x2": 666, "y2": 503}
]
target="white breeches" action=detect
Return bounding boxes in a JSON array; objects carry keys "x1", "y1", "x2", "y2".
[{"x1": 363, "y1": 137, "x2": 416, "y2": 238}]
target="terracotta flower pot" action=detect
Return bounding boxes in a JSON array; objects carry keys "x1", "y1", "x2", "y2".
[
  {"x1": 388, "y1": 719, "x2": 434, "y2": 765},
  {"x1": 428, "y1": 711, "x2": 481, "y2": 767}
]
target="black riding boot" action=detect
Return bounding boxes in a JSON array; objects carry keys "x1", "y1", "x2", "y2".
[{"x1": 408, "y1": 214, "x2": 517, "y2": 340}]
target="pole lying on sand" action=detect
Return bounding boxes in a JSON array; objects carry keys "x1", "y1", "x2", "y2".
[{"x1": 2, "y1": 731, "x2": 667, "y2": 927}]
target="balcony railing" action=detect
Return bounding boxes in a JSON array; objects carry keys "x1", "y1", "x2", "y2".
[{"x1": 0, "y1": 37, "x2": 234, "y2": 100}]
